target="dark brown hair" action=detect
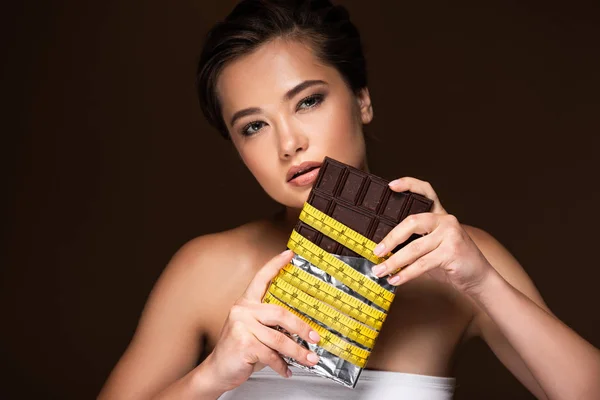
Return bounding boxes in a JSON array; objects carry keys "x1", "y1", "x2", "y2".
[{"x1": 196, "y1": 0, "x2": 368, "y2": 140}]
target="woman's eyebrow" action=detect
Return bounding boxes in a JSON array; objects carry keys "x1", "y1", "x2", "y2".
[
  {"x1": 230, "y1": 107, "x2": 261, "y2": 127},
  {"x1": 229, "y1": 79, "x2": 328, "y2": 127},
  {"x1": 283, "y1": 79, "x2": 327, "y2": 101}
]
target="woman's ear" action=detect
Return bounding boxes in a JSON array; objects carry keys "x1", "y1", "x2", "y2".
[{"x1": 356, "y1": 87, "x2": 373, "y2": 124}]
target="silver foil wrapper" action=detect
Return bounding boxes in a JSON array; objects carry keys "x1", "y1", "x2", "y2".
[{"x1": 275, "y1": 253, "x2": 397, "y2": 388}]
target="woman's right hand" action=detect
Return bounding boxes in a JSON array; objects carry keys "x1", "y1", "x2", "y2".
[{"x1": 201, "y1": 249, "x2": 321, "y2": 393}]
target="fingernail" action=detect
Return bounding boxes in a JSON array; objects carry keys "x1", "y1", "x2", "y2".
[
  {"x1": 286, "y1": 368, "x2": 293, "y2": 378},
  {"x1": 281, "y1": 249, "x2": 291, "y2": 256},
  {"x1": 372, "y1": 264, "x2": 386, "y2": 277},
  {"x1": 373, "y1": 243, "x2": 386, "y2": 257},
  {"x1": 307, "y1": 352, "x2": 320, "y2": 364},
  {"x1": 388, "y1": 179, "x2": 402, "y2": 186},
  {"x1": 309, "y1": 330, "x2": 320, "y2": 343},
  {"x1": 388, "y1": 275, "x2": 401, "y2": 285}
]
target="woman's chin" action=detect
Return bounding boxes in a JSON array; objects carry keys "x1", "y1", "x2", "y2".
[{"x1": 279, "y1": 195, "x2": 309, "y2": 211}]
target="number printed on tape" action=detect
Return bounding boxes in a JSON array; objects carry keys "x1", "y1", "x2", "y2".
[
  {"x1": 263, "y1": 292, "x2": 370, "y2": 368},
  {"x1": 287, "y1": 230, "x2": 394, "y2": 310},
  {"x1": 279, "y1": 264, "x2": 387, "y2": 330},
  {"x1": 269, "y1": 276, "x2": 378, "y2": 349}
]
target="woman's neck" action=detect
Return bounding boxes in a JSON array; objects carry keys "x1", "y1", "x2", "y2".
[{"x1": 272, "y1": 205, "x2": 301, "y2": 233}]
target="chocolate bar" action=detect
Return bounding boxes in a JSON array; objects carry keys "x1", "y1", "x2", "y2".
[
  {"x1": 295, "y1": 157, "x2": 433, "y2": 256},
  {"x1": 273, "y1": 157, "x2": 434, "y2": 388}
]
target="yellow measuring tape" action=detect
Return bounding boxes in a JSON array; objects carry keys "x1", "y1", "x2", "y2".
[
  {"x1": 269, "y1": 276, "x2": 378, "y2": 349},
  {"x1": 263, "y1": 292, "x2": 369, "y2": 368},
  {"x1": 265, "y1": 201, "x2": 399, "y2": 367},
  {"x1": 287, "y1": 230, "x2": 394, "y2": 311},
  {"x1": 279, "y1": 263, "x2": 386, "y2": 331},
  {"x1": 299, "y1": 202, "x2": 394, "y2": 265}
]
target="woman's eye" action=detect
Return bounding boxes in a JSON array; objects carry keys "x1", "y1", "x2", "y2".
[
  {"x1": 297, "y1": 94, "x2": 324, "y2": 110},
  {"x1": 242, "y1": 121, "x2": 266, "y2": 136},
  {"x1": 239, "y1": 94, "x2": 324, "y2": 136}
]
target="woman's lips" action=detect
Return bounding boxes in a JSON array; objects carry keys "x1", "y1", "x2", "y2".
[{"x1": 287, "y1": 167, "x2": 320, "y2": 187}]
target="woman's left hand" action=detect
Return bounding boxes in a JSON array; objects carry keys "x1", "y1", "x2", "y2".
[{"x1": 371, "y1": 177, "x2": 493, "y2": 294}]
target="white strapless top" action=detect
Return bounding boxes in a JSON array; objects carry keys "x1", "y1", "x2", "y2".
[{"x1": 218, "y1": 366, "x2": 456, "y2": 399}]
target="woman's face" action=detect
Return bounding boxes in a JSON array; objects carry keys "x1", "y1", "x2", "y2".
[{"x1": 216, "y1": 38, "x2": 373, "y2": 209}]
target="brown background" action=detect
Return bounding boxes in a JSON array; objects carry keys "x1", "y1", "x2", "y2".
[{"x1": 3, "y1": 0, "x2": 599, "y2": 398}]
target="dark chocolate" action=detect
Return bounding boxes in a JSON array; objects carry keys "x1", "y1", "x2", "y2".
[{"x1": 295, "y1": 157, "x2": 433, "y2": 257}]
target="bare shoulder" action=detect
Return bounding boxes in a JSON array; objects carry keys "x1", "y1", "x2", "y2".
[
  {"x1": 99, "y1": 220, "x2": 274, "y2": 399},
  {"x1": 126, "y1": 224, "x2": 261, "y2": 342},
  {"x1": 172, "y1": 219, "x2": 275, "y2": 273},
  {"x1": 460, "y1": 223, "x2": 550, "y2": 337},
  {"x1": 164, "y1": 218, "x2": 280, "y2": 319},
  {"x1": 461, "y1": 224, "x2": 543, "y2": 295},
  {"x1": 462, "y1": 224, "x2": 516, "y2": 270},
  {"x1": 163, "y1": 219, "x2": 272, "y2": 305}
]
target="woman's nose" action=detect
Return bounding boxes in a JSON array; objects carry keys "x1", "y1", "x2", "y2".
[{"x1": 278, "y1": 122, "x2": 308, "y2": 159}]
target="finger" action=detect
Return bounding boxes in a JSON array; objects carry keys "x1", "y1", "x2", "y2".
[
  {"x1": 243, "y1": 249, "x2": 294, "y2": 301},
  {"x1": 373, "y1": 213, "x2": 441, "y2": 258},
  {"x1": 386, "y1": 247, "x2": 443, "y2": 286},
  {"x1": 251, "y1": 302, "x2": 321, "y2": 345},
  {"x1": 387, "y1": 177, "x2": 446, "y2": 214},
  {"x1": 253, "y1": 342, "x2": 291, "y2": 378},
  {"x1": 372, "y1": 230, "x2": 441, "y2": 278},
  {"x1": 251, "y1": 320, "x2": 320, "y2": 368}
]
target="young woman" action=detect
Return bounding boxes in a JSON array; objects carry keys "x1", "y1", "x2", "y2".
[{"x1": 99, "y1": 1, "x2": 600, "y2": 399}]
